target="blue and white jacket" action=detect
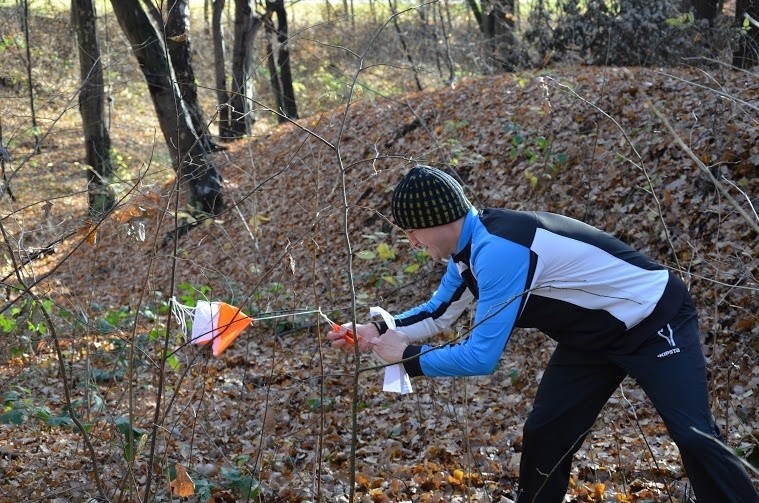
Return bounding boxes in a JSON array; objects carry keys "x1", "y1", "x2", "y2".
[{"x1": 396, "y1": 208, "x2": 688, "y2": 377}]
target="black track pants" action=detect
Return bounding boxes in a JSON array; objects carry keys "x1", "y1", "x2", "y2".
[{"x1": 516, "y1": 296, "x2": 759, "y2": 503}]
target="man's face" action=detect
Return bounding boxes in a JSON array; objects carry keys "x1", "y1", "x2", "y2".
[{"x1": 404, "y1": 225, "x2": 457, "y2": 259}]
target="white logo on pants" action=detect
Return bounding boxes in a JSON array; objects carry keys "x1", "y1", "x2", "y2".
[
  {"x1": 657, "y1": 323, "x2": 675, "y2": 346},
  {"x1": 656, "y1": 323, "x2": 679, "y2": 358}
]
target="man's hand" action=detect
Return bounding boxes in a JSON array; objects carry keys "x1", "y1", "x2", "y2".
[
  {"x1": 371, "y1": 329, "x2": 410, "y2": 364},
  {"x1": 326, "y1": 322, "x2": 377, "y2": 353}
]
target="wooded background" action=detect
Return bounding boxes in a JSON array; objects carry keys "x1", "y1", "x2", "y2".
[{"x1": 0, "y1": 0, "x2": 757, "y2": 501}]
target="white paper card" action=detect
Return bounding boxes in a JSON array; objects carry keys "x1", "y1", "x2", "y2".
[{"x1": 370, "y1": 306, "x2": 413, "y2": 394}]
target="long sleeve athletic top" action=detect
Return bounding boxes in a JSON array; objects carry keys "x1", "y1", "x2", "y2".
[{"x1": 394, "y1": 208, "x2": 688, "y2": 378}]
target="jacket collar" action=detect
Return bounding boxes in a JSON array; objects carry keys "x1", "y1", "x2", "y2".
[{"x1": 452, "y1": 207, "x2": 478, "y2": 260}]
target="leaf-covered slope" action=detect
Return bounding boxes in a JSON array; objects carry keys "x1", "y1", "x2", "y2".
[
  {"x1": 50, "y1": 66, "x2": 757, "y2": 332},
  {"x1": 19, "y1": 65, "x2": 757, "y2": 501}
]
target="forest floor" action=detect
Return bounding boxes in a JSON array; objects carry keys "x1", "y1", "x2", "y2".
[{"x1": 0, "y1": 16, "x2": 758, "y2": 501}]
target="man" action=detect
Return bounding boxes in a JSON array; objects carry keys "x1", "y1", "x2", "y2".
[{"x1": 328, "y1": 165, "x2": 759, "y2": 502}]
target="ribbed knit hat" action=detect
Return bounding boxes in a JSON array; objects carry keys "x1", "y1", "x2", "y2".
[{"x1": 391, "y1": 166, "x2": 472, "y2": 229}]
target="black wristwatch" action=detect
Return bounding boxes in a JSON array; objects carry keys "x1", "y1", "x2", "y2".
[{"x1": 371, "y1": 320, "x2": 388, "y2": 335}]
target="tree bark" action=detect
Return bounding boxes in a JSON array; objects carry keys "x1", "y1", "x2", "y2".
[
  {"x1": 167, "y1": 0, "x2": 219, "y2": 152},
  {"x1": 482, "y1": 0, "x2": 518, "y2": 70},
  {"x1": 21, "y1": 0, "x2": 40, "y2": 149},
  {"x1": 110, "y1": 0, "x2": 224, "y2": 214},
  {"x1": 466, "y1": 0, "x2": 484, "y2": 32},
  {"x1": 229, "y1": 0, "x2": 262, "y2": 138},
  {"x1": 72, "y1": 0, "x2": 116, "y2": 216},
  {"x1": 733, "y1": 0, "x2": 759, "y2": 68},
  {"x1": 265, "y1": 0, "x2": 298, "y2": 121},
  {"x1": 690, "y1": 0, "x2": 721, "y2": 21},
  {"x1": 264, "y1": 19, "x2": 285, "y2": 123},
  {"x1": 212, "y1": 0, "x2": 236, "y2": 141}
]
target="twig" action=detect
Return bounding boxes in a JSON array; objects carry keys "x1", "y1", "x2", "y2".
[
  {"x1": 647, "y1": 103, "x2": 759, "y2": 235},
  {"x1": 0, "y1": 219, "x2": 108, "y2": 501}
]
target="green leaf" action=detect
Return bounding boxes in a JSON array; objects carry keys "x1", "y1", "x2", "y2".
[
  {"x1": 376, "y1": 243, "x2": 396, "y2": 261},
  {"x1": 95, "y1": 318, "x2": 116, "y2": 334},
  {"x1": 167, "y1": 353, "x2": 180, "y2": 371},
  {"x1": 195, "y1": 479, "x2": 213, "y2": 502},
  {"x1": 3, "y1": 391, "x2": 19, "y2": 405},
  {"x1": 404, "y1": 263, "x2": 420, "y2": 274},
  {"x1": 0, "y1": 409, "x2": 27, "y2": 425},
  {"x1": 665, "y1": 12, "x2": 693, "y2": 27},
  {"x1": 381, "y1": 275, "x2": 398, "y2": 286},
  {"x1": 115, "y1": 415, "x2": 149, "y2": 460},
  {"x1": 0, "y1": 315, "x2": 17, "y2": 333},
  {"x1": 355, "y1": 250, "x2": 376, "y2": 260},
  {"x1": 32, "y1": 406, "x2": 52, "y2": 421},
  {"x1": 47, "y1": 415, "x2": 74, "y2": 427},
  {"x1": 222, "y1": 468, "x2": 259, "y2": 499}
]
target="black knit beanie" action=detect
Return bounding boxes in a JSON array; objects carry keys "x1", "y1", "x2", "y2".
[{"x1": 391, "y1": 165, "x2": 472, "y2": 229}]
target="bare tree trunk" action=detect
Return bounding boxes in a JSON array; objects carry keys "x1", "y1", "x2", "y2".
[
  {"x1": 690, "y1": 0, "x2": 721, "y2": 21},
  {"x1": 483, "y1": 0, "x2": 519, "y2": 70},
  {"x1": 733, "y1": 0, "x2": 759, "y2": 68},
  {"x1": 167, "y1": 0, "x2": 220, "y2": 152},
  {"x1": 0, "y1": 118, "x2": 13, "y2": 201},
  {"x1": 437, "y1": 0, "x2": 456, "y2": 84},
  {"x1": 20, "y1": 0, "x2": 40, "y2": 150},
  {"x1": 72, "y1": 0, "x2": 116, "y2": 216},
  {"x1": 111, "y1": 0, "x2": 224, "y2": 214},
  {"x1": 264, "y1": 18, "x2": 285, "y2": 122},
  {"x1": 265, "y1": 0, "x2": 298, "y2": 121},
  {"x1": 229, "y1": 0, "x2": 261, "y2": 138},
  {"x1": 465, "y1": 0, "x2": 484, "y2": 32},
  {"x1": 212, "y1": 0, "x2": 236, "y2": 141}
]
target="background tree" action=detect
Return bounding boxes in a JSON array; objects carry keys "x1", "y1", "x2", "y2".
[
  {"x1": 71, "y1": 0, "x2": 116, "y2": 216},
  {"x1": 690, "y1": 0, "x2": 721, "y2": 22},
  {"x1": 264, "y1": 0, "x2": 298, "y2": 121},
  {"x1": 229, "y1": 0, "x2": 262, "y2": 139},
  {"x1": 20, "y1": 0, "x2": 40, "y2": 150},
  {"x1": 482, "y1": 0, "x2": 519, "y2": 70},
  {"x1": 212, "y1": 0, "x2": 236, "y2": 140},
  {"x1": 166, "y1": 0, "x2": 220, "y2": 152},
  {"x1": 110, "y1": 0, "x2": 224, "y2": 214},
  {"x1": 463, "y1": 0, "x2": 519, "y2": 70}
]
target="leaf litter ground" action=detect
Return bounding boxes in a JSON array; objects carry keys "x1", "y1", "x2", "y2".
[{"x1": 0, "y1": 66, "x2": 757, "y2": 502}]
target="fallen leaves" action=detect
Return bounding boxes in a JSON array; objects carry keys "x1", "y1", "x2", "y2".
[
  {"x1": 1, "y1": 65, "x2": 758, "y2": 502},
  {"x1": 170, "y1": 463, "x2": 195, "y2": 497}
]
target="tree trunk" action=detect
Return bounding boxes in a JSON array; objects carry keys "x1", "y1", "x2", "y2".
[
  {"x1": 21, "y1": 0, "x2": 40, "y2": 150},
  {"x1": 482, "y1": 0, "x2": 518, "y2": 70},
  {"x1": 437, "y1": 0, "x2": 456, "y2": 84},
  {"x1": 167, "y1": 0, "x2": 219, "y2": 152},
  {"x1": 690, "y1": 0, "x2": 721, "y2": 21},
  {"x1": 229, "y1": 0, "x2": 261, "y2": 138},
  {"x1": 466, "y1": 0, "x2": 484, "y2": 32},
  {"x1": 110, "y1": 0, "x2": 224, "y2": 214},
  {"x1": 212, "y1": 0, "x2": 236, "y2": 141},
  {"x1": 733, "y1": 0, "x2": 759, "y2": 68},
  {"x1": 264, "y1": 19, "x2": 285, "y2": 122},
  {"x1": 265, "y1": 0, "x2": 298, "y2": 121},
  {"x1": 72, "y1": 0, "x2": 116, "y2": 216}
]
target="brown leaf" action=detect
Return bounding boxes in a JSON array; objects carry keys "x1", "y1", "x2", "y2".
[
  {"x1": 170, "y1": 464, "x2": 195, "y2": 497},
  {"x1": 114, "y1": 203, "x2": 147, "y2": 224},
  {"x1": 75, "y1": 220, "x2": 97, "y2": 246}
]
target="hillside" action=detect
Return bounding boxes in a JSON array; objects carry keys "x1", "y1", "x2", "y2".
[{"x1": 1, "y1": 65, "x2": 758, "y2": 501}]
